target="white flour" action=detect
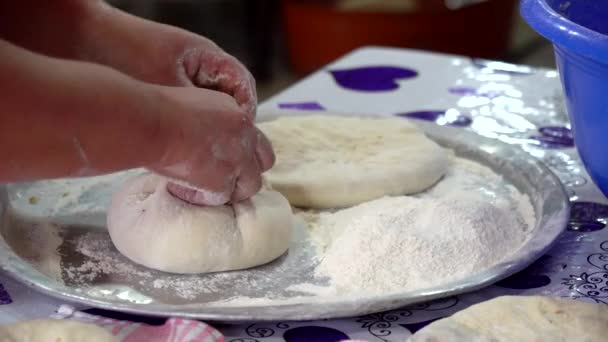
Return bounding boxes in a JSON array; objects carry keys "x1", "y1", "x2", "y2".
[
  {"x1": 66, "y1": 236, "x2": 153, "y2": 284},
  {"x1": 311, "y1": 192, "x2": 529, "y2": 294}
]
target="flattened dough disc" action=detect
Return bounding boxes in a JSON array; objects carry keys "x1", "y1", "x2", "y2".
[
  {"x1": 0, "y1": 319, "x2": 116, "y2": 342},
  {"x1": 410, "y1": 296, "x2": 608, "y2": 342},
  {"x1": 259, "y1": 115, "x2": 449, "y2": 208}
]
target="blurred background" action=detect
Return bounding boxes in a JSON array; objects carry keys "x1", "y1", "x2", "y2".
[{"x1": 109, "y1": 0, "x2": 555, "y2": 100}]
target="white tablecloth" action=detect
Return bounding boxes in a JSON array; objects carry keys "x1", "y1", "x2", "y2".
[{"x1": 2, "y1": 47, "x2": 607, "y2": 341}]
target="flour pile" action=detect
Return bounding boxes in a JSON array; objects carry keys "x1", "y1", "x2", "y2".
[{"x1": 310, "y1": 191, "x2": 531, "y2": 294}]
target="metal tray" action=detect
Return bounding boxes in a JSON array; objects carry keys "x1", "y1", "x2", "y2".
[{"x1": 0, "y1": 118, "x2": 569, "y2": 322}]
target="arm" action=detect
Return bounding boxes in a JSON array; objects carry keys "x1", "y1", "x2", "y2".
[
  {"x1": 0, "y1": 1, "x2": 99, "y2": 60},
  {"x1": 0, "y1": 38, "x2": 165, "y2": 181},
  {"x1": 0, "y1": 39, "x2": 272, "y2": 201},
  {"x1": 0, "y1": 0, "x2": 257, "y2": 117},
  {"x1": 0, "y1": 1, "x2": 271, "y2": 202},
  {"x1": 79, "y1": 2, "x2": 258, "y2": 117}
]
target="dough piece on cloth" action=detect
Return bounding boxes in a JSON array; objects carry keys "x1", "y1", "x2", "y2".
[
  {"x1": 259, "y1": 115, "x2": 449, "y2": 208},
  {"x1": 0, "y1": 319, "x2": 116, "y2": 342},
  {"x1": 410, "y1": 295, "x2": 608, "y2": 342},
  {"x1": 107, "y1": 173, "x2": 293, "y2": 274}
]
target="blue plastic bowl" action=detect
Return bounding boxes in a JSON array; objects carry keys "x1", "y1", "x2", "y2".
[{"x1": 521, "y1": 0, "x2": 608, "y2": 197}]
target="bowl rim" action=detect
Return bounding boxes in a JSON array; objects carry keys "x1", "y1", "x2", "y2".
[{"x1": 520, "y1": 0, "x2": 608, "y2": 63}]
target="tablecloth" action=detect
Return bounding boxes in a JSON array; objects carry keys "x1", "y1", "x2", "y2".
[{"x1": 1, "y1": 47, "x2": 607, "y2": 341}]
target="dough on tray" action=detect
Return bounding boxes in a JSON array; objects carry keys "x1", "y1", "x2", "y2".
[
  {"x1": 258, "y1": 115, "x2": 449, "y2": 208},
  {"x1": 0, "y1": 319, "x2": 116, "y2": 342},
  {"x1": 410, "y1": 296, "x2": 608, "y2": 342},
  {"x1": 107, "y1": 173, "x2": 293, "y2": 274}
]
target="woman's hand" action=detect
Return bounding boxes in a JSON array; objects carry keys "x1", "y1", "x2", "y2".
[
  {"x1": 0, "y1": 39, "x2": 273, "y2": 204},
  {"x1": 79, "y1": 2, "x2": 258, "y2": 118},
  {"x1": 0, "y1": 1, "x2": 271, "y2": 204},
  {"x1": 81, "y1": 3, "x2": 270, "y2": 203},
  {"x1": 150, "y1": 86, "x2": 274, "y2": 204}
]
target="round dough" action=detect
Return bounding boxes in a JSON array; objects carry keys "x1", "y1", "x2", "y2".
[
  {"x1": 410, "y1": 296, "x2": 608, "y2": 342},
  {"x1": 0, "y1": 319, "x2": 116, "y2": 342},
  {"x1": 107, "y1": 173, "x2": 293, "y2": 274},
  {"x1": 259, "y1": 115, "x2": 449, "y2": 208}
]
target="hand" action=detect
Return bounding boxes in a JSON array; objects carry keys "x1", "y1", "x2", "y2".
[
  {"x1": 0, "y1": 1, "x2": 258, "y2": 118},
  {"x1": 80, "y1": 5, "x2": 258, "y2": 118},
  {"x1": 0, "y1": 1, "x2": 269, "y2": 204},
  {"x1": 149, "y1": 86, "x2": 274, "y2": 204},
  {"x1": 83, "y1": 6, "x2": 269, "y2": 204},
  {"x1": 0, "y1": 38, "x2": 273, "y2": 200},
  {"x1": 177, "y1": 38, "x2": 257, "y2": 119},
  {"x1": 82, "y1": 5, "x2": 267, "y2": 203}
]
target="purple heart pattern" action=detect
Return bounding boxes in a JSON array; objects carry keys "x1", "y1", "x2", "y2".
[
  {"x1": 496, "y1": 255, "x2": 554, "y2": 290},
  {"x1": 529, "y1": 126, "x2": 574, "y2": 149},
  {"x1": 0, "y1": 282, "x2": 12, "y2": 305},
  {"x1": 83, "y1": 308, "x2": 166, "y2": 326},
  {"x1": 396, "y1": 110, "x2": 472, "y2": 127},
  {"x1": 329, "y1": 66, "x2": 418, "y2": 92},
  {"x1": 495, "y1": 272, "x2": 552, "y2": 290},
  {"x1": 568, "y1": 202, "x2": 608, "y2": 232},
  {"x1": 448, "y1": 86, "x2": 477, "y2": 96},
  {"x1": 278, "y1": 101, "x2": 326, "y2": 111},
  {"x1": 283, "y1": 326, "x2": 350, "y2": 342},
  {"x1": 447, "y1": 86, "x2": 503, "y2": 99},
  {"x1": 400, "y1": 318, "x2": 444, "y2": 334}
]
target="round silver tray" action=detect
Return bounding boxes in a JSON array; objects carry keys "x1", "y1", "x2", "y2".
[{"x1": 0, "y1": 118, "x2": 569, "y2": 322}]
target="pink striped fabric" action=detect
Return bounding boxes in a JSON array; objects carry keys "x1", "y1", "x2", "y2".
[{"x1": 51, "y1": 305, "x2": 224, "y2": 342}]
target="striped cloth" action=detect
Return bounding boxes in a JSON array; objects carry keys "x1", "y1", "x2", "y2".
[{"x1": 50, "y1": 305, "x2": 224, "y2": 342}]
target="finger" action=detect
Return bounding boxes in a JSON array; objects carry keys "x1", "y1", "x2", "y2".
[
  {"x1": 167, "y1": 177, "x2": 235, "y2": 206},
  {"x1": 230, "y1": 158, "x2": 263, "y2": 202},
  {"x1": 215, "y1": 62, "x2": 256, "y2": 119},
  {"x1": 255, "y1": 128, "x2": 275, "y2": 172},
  {"x1": 157, "y1": 158, "x2": 237, "y2": 206},
  {"x1": 233, "y1": 71, "x2": 257, "y2": 118},
  {"x1": 248, "y1": 72, "x2": 257, "y2": 113},
  {"x1": 233, "y1": 82, "x2": 257, "y2": 118},
  {"x1": 193, "y1": 54, "x2": 257, "y2": 119}
]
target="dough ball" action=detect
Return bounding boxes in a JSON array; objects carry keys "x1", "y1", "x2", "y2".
[
  {"x1": 0, "y1": 319, "x2": 116, "y2": 342},
  {"x1": 410, "y1": 296, "x2": 608, "y2": 342},
  {"x1": 107, "y1": 174, "x2": 293, "y2": 274},
  {"x1": 259, "y1": 115, "x2": 449, "y2": 209}
]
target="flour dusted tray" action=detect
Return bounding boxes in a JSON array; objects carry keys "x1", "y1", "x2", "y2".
[{"x1": 0, "y1": 116, "x2": 569, "y2": 322}]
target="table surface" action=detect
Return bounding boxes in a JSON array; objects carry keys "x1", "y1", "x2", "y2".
[{"x1": 2, "y1": 47, "x2": 607, "y2": 342}]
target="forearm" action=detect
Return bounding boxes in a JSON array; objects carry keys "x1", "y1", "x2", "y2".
[
  {"x1": 0, "y1": 39, "x2": 167, "y2": 182},
  {"x1": 77, "y1": 2, "x2": 202, "y2": 85},
  {"x1": 76, "y1": 7, "x2": 257, "y2": 115},
  {"x1": 0, "y1": 0, "x2": 103, "y2": 59},
  {"x1": 0, "y1": 0, "x2": 206, "y2": 84}
]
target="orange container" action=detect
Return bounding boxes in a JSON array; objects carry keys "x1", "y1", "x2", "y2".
[{"x1": 282, "y1": 0, "x2": 517, "y2": 75}]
